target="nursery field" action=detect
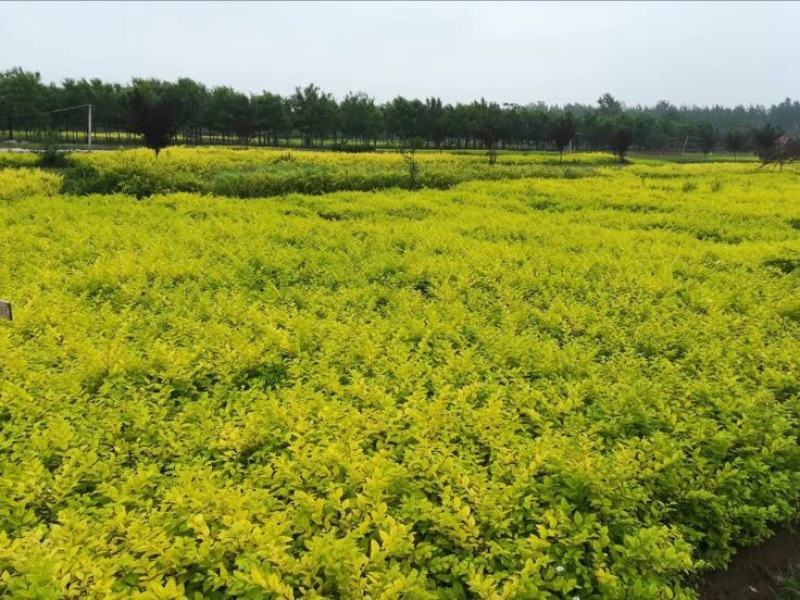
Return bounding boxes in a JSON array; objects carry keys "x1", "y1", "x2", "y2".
[
  {"x1": 2, "y1": 147, "x2": 614, "y2": 199},
  {"x1": 1, "y1": 155, "x2": 800, "y2": 599}
]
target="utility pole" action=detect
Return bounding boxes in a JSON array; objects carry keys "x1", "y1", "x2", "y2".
[{"x1": 52, "y1": 104, "x2": 93, "y2": 149}]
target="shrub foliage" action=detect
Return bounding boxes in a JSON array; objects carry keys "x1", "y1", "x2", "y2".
[{"x1": 1, "y1": 159, "x2": 800, "y2": 598}]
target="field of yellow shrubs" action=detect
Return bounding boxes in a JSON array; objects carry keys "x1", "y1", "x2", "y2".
[{"x1": 1, "y1": 151, "x2": 799, "y2": 598}]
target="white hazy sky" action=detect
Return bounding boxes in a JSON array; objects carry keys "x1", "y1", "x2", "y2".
[{"x1": 1, "y1": 1, "x2": 798, "y2": 108}]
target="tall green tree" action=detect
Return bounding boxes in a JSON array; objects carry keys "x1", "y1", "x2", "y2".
[
  {"x1": 752, "y1": 123, "x2": 783, "y2": 164},
  {"x1": 610, "y1": 126, "x2": 634, "y2": 162},
  {"x1": 340, "y1": 91, "x2": 381, "y2": 145},
  {"x1": 0, "y1": 68, "x2": 48, "y2": 139},
  {"x1": 629, "y1": 112, "x2": 660, "y2": 150},
  {"x1": 127, "y1": 86, "x2": 176, "y2": 156},
  {"x1": 696, "y1": 122, "x2": 718, "y2": 155},
  {"x1": 519, "y1": 105, "x2": 552, "y2": 150},
  {"x1": 206, "y1": 86, "x2": 253, "y2": 143},
  {"x1": 163, "y1": 78, "x2": 208, "y2": 143},
  {"x1": 471, "y1": 99, "x2": 503, "y2": 163},
  {"x1": 724, "y1": 129, "x2": 747, "y2": 161},
  {"x1": 580, "y1": 111, "x2": 616, "y2": 151},
  {"x1": 551, "y1": 112, "x2": 577, "y2": 162},
  {"x1": 290, "y1": 84, "x2": 340, "y2": 147},
  {"x1": 252, "y1": 92, "x2": 292, "y2": 146},
  {"x1": 597, "y1": 92, "x2": 624, "y2": 117},
  {"x1": 423, "y1": 97, "x2": 448, "y2": 149},
  {"x1": 384, "y1": 96, "x2": 425, "y2": 147},
  {"x1": 447, "y1": 103, "x2": 473, "y2": 148}
]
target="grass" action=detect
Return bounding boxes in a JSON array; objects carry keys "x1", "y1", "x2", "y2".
[{"x1": 771, "y1": 566, "x2": 800, "y2": 599}]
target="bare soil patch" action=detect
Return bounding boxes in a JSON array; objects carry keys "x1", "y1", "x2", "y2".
[{"x1": 696, "y1": 527, "x2": 800, "y2": 599}]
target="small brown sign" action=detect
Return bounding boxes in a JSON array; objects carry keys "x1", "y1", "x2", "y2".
[{"x1": 0, "y1": 300, "x2": 12, "y2": 321}]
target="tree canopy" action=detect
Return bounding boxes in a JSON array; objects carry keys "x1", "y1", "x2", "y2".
[
  {"x1": 2, "y1": 67, "x2": 798, "y2": 155},
  {"x1": 127, "y1": 87, "x2": 176, "y2": 157}
]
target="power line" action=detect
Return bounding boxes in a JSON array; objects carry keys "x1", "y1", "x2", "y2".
[
  {"x1": 51, "y1": 104, "x2": 93, "y2": 148},
  {"x1": 51, "y1": 103, "x2": 92, "y2": 113}
]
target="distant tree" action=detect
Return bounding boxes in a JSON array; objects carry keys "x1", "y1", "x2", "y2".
[
  {"x1": 752, "y1": 123, "x2": 783, "y2": 164},
  {"x1": 652, "y1": 99, "x2": 678, "y2": 119},
  {"x1": 551, "y1": 112, "x2": 577, "y2": 162},
  {"x1": 769, "y1": 135, "x2": 800, "y2": 168},
  {"x1": 340, "y1": 91, "x2": 381, "y2": 145},
  {"x1": 447, "y1": 103, "x2": 473, "y2": 148},
  {"x1": 163, "y1": 78, "x2": 208, "y2": 143},
  {"x1": 499, "y1": 104, "x2": 524, "y2": 150},
  {"x1": 696, "y1": 123, "x2": 718, "y2": 155},
  {"x1": 5, "y1": 65, "x2": 800, "y2": 153},
  {"x1": 580, "y1": 110, "x2": 615, "y2": 151},
  {"x1": 205, "y1": 86, "x2": 253, "y2": 144},
  {"x1": 0, "y1": 68, "x2": 47, "y2": 139},
  {"x1": 86, "y1": 79, "x2": 128, "y2": 142},
  {"x1": 252, "y1": 92, "x2": 292, "y2": 146},
  {"x1": 127, "y1": 87, "x2": 175, "y2": 156},
  {"x1": 724, "y1": 129, "x2": 747, "y2": 161},
  {"x1": 290, "y1": 84, "x2": 340, "y2": 147},
  {"x1": 769, "y1": 97, "x2": 800, "y2": 133},
  {"x1": 56, "y1": 78, "x2": 94, "y2": 137},
  {"x1": 472, "y1": 98, "x2": 502, "y2": 163},
  {"x1": 520, "y1": 106, "x2": 552, "y2": 150},
  {"x1": 384, "y1": 96, "x2": 424, "y2": 146},
  {"x1": 756, "y1": 129, "x2": 800, "y2": 169},
  {"x1": 610, "y1": 127, "x2": 634, "y2": 163},
  {"x1": 423, "y1": 97, "x2": 448, "y2": 149},
  {"x1": 597, "y1": 92, "x2": 624, "y2": 116},
  {"x1": 48, "y1": 77, "x2": 129, "y2": 143},
  {"x1": 475, "y1": 127, "x2": 498, "y2": 164},
  {"x1": 228, "y1": 93, "x2": 256, "y2": 145},
  {"x1": 231, "y1": 119, "x2": 256, "y2": 146}
]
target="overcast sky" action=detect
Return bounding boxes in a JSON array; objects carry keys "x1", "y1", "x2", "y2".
[{"x1": 1, "y1": 1, "x2": 798, "y2": 108}]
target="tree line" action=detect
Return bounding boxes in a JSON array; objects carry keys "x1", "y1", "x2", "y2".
[{"x1": 2, "y1": 67, "x2": 799, "y2": 157}]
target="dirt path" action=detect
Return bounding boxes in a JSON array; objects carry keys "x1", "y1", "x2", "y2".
[{"x1": 695, "y1": 527, "x2": 800, "y2": 599}]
